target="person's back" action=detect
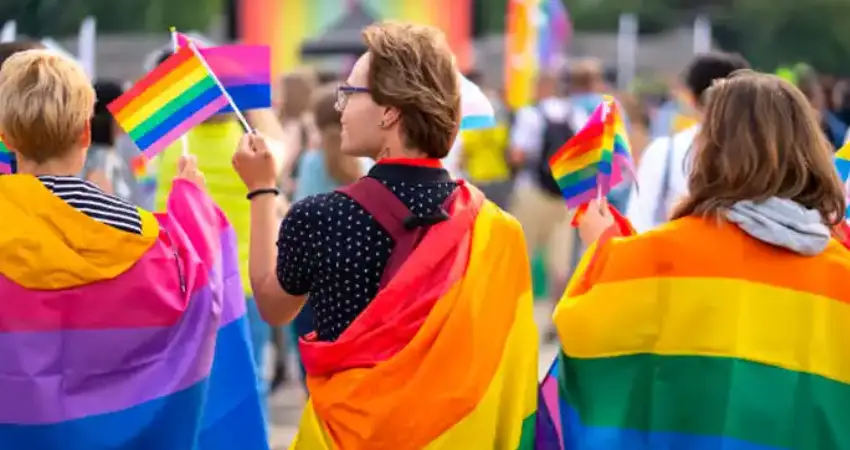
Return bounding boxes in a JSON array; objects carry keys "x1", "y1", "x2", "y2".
[
  {"x1": 545, "y1": 72, "x2": 850, "y2": 449},
  {"x1": 235, "y1": 22, "x2": 539, "y2": 449},
  {"x1": 0, "y1": 48, "x2": 266, "y2": 450}
]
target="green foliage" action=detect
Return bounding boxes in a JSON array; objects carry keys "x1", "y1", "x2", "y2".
[{"x1": 0, "y1": 0, "x2": 222, "y2": 36}]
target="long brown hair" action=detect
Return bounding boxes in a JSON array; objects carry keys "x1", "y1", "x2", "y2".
[
  {"x1": 278, "y1": 70, "x2": 317, "y2": 122},
  {"x1": 312, "y1": 84, "x2": 362, "y2": 184},
  {"x1": 672, "y1": 70, "x2": 846, "y2": 226}
]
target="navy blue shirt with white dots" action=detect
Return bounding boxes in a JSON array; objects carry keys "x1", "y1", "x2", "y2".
[{"x1": 276, "y1": 161, "x2": 457, "y2": 342}]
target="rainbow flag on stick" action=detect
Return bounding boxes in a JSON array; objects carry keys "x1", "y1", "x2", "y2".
[
  {"x1": 0, "y1": 176, "x2": 268, "y2": 449},
  {"x1": 0, "y1": 139, "x2": 12, "y2": 174},
  {"x1": 291, "y1": 183, "x2": 539, "y2": 449},
  {"x1": 548, "y1": 97, "x2": 634, "y2": 213},
  {"x1": 107, "y1": 46, "x2": 229, "y2": 159},
  {"x1": 173, "y1": 31, "x2": 272, "y2": 113}
]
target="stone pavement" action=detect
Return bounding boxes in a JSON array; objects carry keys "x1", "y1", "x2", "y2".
[{"x1": 267, "y1": 302, "x2": 560, "y2": 449}]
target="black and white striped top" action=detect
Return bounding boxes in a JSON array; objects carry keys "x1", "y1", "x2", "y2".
[{"x1": 38, "y1": 175, "x2": 143, "y2": 234}]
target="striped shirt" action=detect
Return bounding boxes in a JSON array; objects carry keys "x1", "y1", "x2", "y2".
[{"x1": 38, "y1": 175, "x2": 143, "y2": 234}]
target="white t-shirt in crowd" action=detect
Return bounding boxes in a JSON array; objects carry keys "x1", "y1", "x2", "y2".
[
  {"x1": 626, "y1": 126, "x2": 700, "y2": 232},
  {"x1": 510, "y1": 97, "x2": 590, "y2": 187}
]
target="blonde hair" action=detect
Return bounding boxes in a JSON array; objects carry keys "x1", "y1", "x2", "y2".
[
  {"x1": 362, "y1": 22, "x2": 460, "y2": 158},
  {"x1": 0, "y1": 49, "x2": 94, "y2": 163}
]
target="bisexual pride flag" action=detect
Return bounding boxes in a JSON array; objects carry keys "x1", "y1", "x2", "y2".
[{"x1": 0, "y1": 176, "x2": 268, "y2": 450}]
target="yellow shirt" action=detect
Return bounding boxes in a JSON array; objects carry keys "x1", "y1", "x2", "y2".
[
  {"x1": 460, "y1": 124, "x2": 511, "y2": 183},
  {"x1": 155, "y1": 120, "x2": 252, "y2": 295}
]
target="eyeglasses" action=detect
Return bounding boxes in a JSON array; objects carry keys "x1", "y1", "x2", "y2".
[{"x1": 335, "y1": 84, "x2": 370, "y2": 112}]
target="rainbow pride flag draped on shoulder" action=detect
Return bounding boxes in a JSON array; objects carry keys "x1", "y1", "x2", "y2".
[
  {"x1": 0, "y1": 176, "x2": 268, "y2": 450},
  {"x1": 291, "y1": 183, "x2": 539, "y2": 449},
  {"x1": 537, "y1": 217, "x2": 850, "y2": 450}
]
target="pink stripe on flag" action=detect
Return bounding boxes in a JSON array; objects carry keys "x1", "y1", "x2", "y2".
[
  {"x1": 0, "y1": 162, "x2": 9, "y2": 174},
  {"x1": 199, "y1": 45, "x2": 271, "y2": 80},
  {"x1": 141, "y1": 96, "x2": 230, "y2": 159}
]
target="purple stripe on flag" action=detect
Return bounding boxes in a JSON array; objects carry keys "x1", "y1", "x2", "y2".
[
  {"x1": 0, "y1": 162, "x2": 9, "y2": 174},
  {"x1": 0, "y1": 227, "x2": 241, "y2": 425},
  {"x1": 218, "y1": 74, "x2": 271, "y2": 87},
  {"x1": 141, "y1": 96, "x2": 229, "y2": 158}
]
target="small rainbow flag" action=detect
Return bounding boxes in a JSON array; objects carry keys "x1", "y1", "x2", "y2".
[
  {"x1": 0, "y1": 139, "x2": 12, "y2": 174},
  {"x1": 107, "y1": 46, "x2": 229, "y2": 159},
  {"x1": 131, "y1": 154, "x2": 156, "y2": 190},
  {"x1": 548, "y1": 97, "x2": 635, "y2": 209},
  {"x1": 173, "y1": 31, "x2": 271, "y2": 112}
]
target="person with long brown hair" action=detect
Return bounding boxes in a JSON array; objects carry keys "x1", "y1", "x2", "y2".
[{"x1": 544, "y1": 71, "x2": 850, "y2": 449}]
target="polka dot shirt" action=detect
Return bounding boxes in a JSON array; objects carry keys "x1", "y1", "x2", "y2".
[{"x1": 277, "y1": 162, "x2": 457, "y2": 342}]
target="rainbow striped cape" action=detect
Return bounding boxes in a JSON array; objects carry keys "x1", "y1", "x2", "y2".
[
  {"x1": 538, "y1": 217, "x2": 850, "y2": 450},
  {"x1": 0, "y1": 176, "x2": 268, "y2": 450},
  {"x1": 291, "y1": 184, "x2": 539, "y2": 449}
]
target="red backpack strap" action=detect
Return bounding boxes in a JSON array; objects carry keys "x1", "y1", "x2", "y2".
[
  {"x1": 337, "y1": 178, "x2": 455, "y2": 288},
  {"x1": 337, "y1": 177, "x2": 411, "y2": 243}
]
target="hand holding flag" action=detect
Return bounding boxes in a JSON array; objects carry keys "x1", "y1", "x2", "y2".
[{"x1": 546, "y1": 97, "x2": 635, "y2": 224}]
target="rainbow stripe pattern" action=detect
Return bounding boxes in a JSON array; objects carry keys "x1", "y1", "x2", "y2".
[
  {"x1": 548, "y1": 98, "x2": 634, "y2": 208},
  {"x1": 174, "y1": 32, "x2": 272, "y2": 113},
  {"x1": 107, "y1": 47, "x2": 228, "y2": 159},
  {"x1": 538, "y1": 216, "x2": 850, "y2": 449},
  {"x1": 291, "y1": 183, "x2": 539, "y2": 449},
  {"x1": 834, "y1": 142, "x2": 850, "y2": 218},
  {"x1": 0, "y1": 139, "x2": 12, "y2": 174},
  {"x1": 0, "y1": 176, "x2": 267, "y2": 449}
]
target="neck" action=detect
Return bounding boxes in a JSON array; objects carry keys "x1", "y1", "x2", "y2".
[
  {"x1": 17, "y1": 156, "x2": 80, "y2": 177},
  {"x1": 378, "y1": 144, "x2": 428, "y2": 160}
]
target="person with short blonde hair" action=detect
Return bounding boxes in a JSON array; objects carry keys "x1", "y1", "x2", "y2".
[
  {"x1": 0, "y1": 49, "x2": 94, "y2": 168},
  {"x1": 556, "y1": 72, "x2": 850, "y2": 448}
]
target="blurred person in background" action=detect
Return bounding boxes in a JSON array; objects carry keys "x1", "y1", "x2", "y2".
[
  {"x1": 83, "y1": 80, "x2": 135, "y2": 201},
  {"x1": 796, "y1": 66, "x2": 848, "y2": 150},
  {"x1": 509, "y1": 70, "x2": 588, "y2": 339},
  {"x1": 283, "y1": 84, "x2": 364, "y2": 393},
  {"x1": 627, "y1": 52, "x2": 750, "y2": 232},
  {"x1": 456, "y1": 70, "x2": 514, "y2": 208},
  {"x1": 276, "y1": 70, "x2": 320, "y2": 193}
]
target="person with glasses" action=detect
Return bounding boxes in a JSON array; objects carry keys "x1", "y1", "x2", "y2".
[{"x1": 233, "y1": 22, "x2": 538, "y2": 448}]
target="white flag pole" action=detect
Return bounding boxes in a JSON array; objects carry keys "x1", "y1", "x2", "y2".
[{"x1": 170, "y1": 28, "x2": 192, "y2": 157}]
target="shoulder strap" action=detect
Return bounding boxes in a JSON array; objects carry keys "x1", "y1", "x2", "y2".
[
  {"x1": 337, "y1": 177, "x2": 412, "y2": 242},
  {"x1": 337, "y1": 178, "x2": 456, "y2": 289}
]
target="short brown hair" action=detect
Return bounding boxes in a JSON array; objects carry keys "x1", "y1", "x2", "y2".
[
  {"x1": 672, "y1": 71, "x2": 845, "y2": 226},
  {"x1": 362, "y1": 22, "x2": 460, "y2": 159},
  {"x1": 0, "y1": 50, "x2": 95, "y2": 163}
]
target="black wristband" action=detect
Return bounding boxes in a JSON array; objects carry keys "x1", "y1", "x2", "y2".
[{"x1": 246, "y1": 187, "x2": 280, "y2": 200}]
